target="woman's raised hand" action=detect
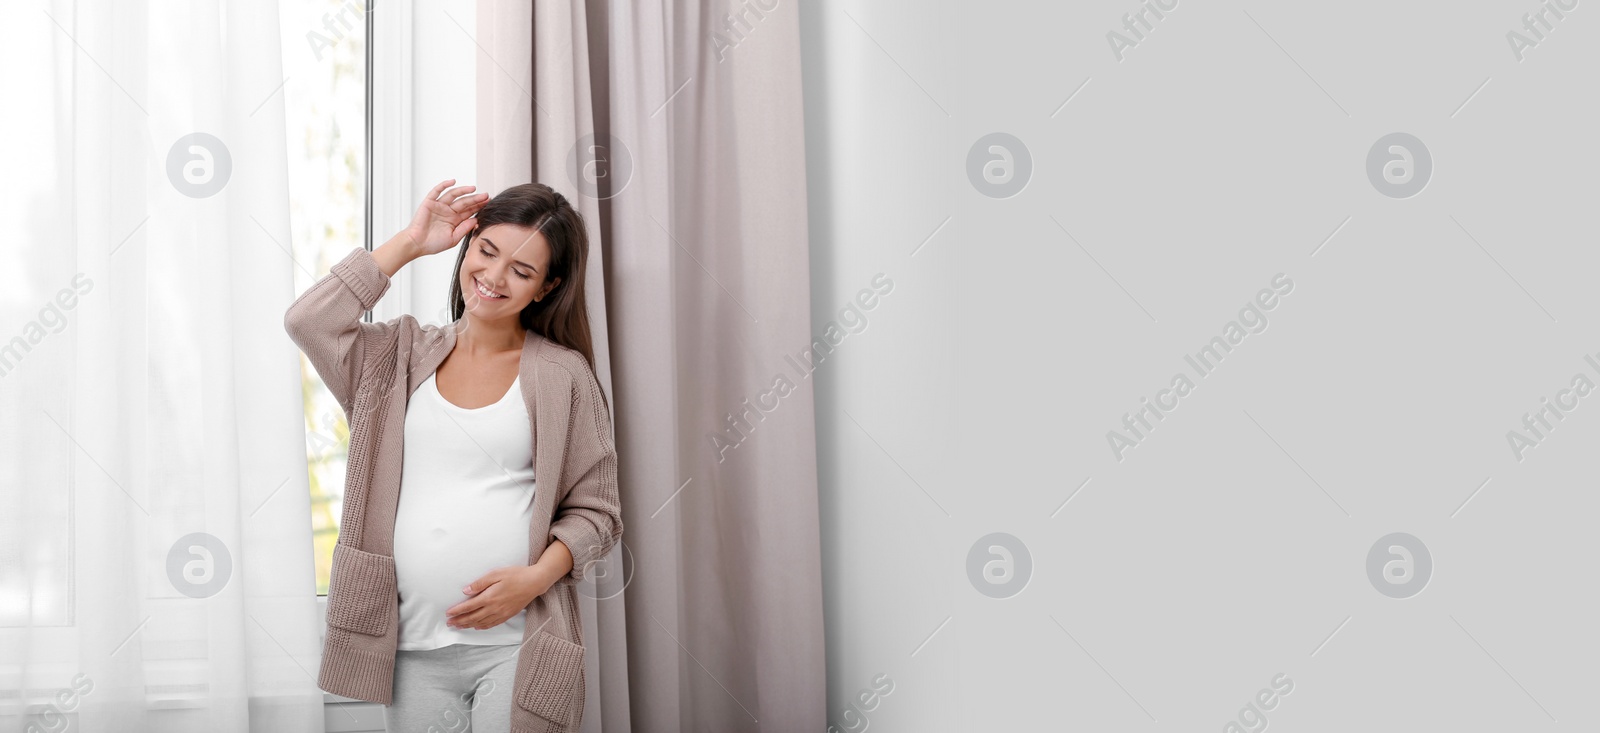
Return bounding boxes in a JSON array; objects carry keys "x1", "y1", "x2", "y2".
[{"x1": 402, "y1": 179, "x2": 490, "y2": 256}]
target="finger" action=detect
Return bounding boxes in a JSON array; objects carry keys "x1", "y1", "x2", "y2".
[
  {"x1": 438, "y1": 185, "x2": 478, "y2": 206},
  {"x1": 450, "y1": 217, "x2": 479, "y2": 242},
  {"x1": 425, "y1": 179, "x2": 456, "y2": 201},
  {"x1": 449, "y1": 596, "x2": 485, "y2": 616},
  {"x1": 449, "y1": 192, "x2": 490, "y2": 213}
]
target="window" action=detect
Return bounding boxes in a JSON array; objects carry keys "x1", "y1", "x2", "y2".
[
  {"x1": 283, "y1": 0, "x2": 477, "y2": 597},
  {"x1": 280, "y1": 0, "x2": 369, "y2": 595}
]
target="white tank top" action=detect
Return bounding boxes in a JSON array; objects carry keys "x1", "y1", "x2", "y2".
[{"x1": 393, "y1": 371, "x2": 536, "y2": 650}]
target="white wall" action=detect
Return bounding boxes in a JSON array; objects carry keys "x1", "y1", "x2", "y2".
[{"x1": 801, "y1": 0, "x2": 1599, "y2": 731}]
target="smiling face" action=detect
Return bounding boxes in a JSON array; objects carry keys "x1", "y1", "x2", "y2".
[{"x1": 459, "y1": 223, "x2": 562, "y2": 318}]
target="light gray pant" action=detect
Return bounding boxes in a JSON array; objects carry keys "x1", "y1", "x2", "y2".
[{"x1": 384, "y1": 643, "x2": 521, "y2": 733}]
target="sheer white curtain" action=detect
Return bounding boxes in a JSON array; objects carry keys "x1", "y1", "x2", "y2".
[{"x1": 0, "y1": 1, "x2": 323, "y2": 731}]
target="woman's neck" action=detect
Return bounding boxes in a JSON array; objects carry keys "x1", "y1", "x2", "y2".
[{"x1": 454, "y1": 316, "x2": 526, "y2": 354}]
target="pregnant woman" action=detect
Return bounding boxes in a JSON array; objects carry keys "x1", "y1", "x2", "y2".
[{"x1": 285, "y1": 180, "x2": 623, "y2": 733}]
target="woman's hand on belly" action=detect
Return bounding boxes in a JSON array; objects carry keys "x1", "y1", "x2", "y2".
[{"x1": 445, "y1": 565, "x2": 557, "y2": 630}]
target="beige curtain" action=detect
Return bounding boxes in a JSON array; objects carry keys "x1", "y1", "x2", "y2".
[{"x1": 475, "y1": 1, "x2": 825, "y2": 730}]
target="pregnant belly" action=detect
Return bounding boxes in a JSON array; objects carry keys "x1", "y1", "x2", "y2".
[{"x1": 393, "y1": 516, "x2": 533, "y2": 622}]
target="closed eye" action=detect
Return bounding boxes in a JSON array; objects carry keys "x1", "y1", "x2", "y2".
[{"x1": 480, "y1": 245, "x2": 532, "y2": 279}]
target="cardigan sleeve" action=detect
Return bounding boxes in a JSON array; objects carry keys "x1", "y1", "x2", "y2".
[
  {"x1": 546, "y1": 360, "x2": 624, "y2": 584},
  {"x1": 283, "y1": 247, "x2": 397, "y2": 412}
]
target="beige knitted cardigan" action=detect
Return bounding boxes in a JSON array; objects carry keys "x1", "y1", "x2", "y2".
[{"x1": 284, "y1": 246, "x2": 623, "y2": 732}]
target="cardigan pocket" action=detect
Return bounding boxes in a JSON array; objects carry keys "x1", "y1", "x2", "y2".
[
  {"x1": 326, "y1": 543, "x2": 397, "y2": 637},
  {"x1": 515, "y1": 629, "x2": 586, "y2": 727}
]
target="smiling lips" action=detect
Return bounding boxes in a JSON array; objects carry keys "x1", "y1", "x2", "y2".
[{"x1": 473, "y1": 276, "x2": 507, "y2": 300}]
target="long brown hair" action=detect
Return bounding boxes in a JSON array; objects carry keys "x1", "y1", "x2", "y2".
[{"x1": 447, "y1": 183, "x2": 607, "y2": 409}]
